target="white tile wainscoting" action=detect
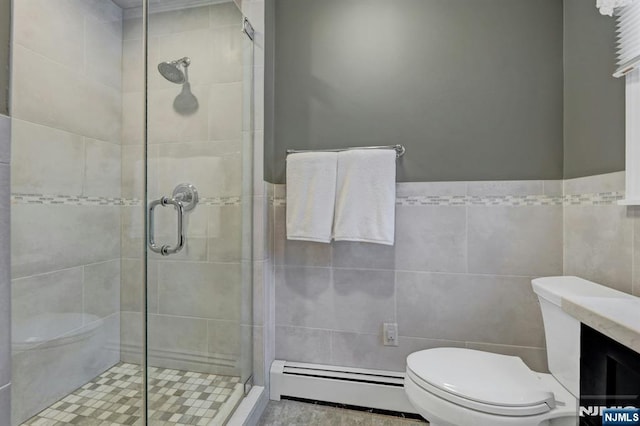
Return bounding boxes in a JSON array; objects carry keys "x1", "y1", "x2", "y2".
[
  {"x1": 563, "y1": 172, "x2": 638, "y2": 295},
  {"x1": 265, "y1": 171, "x2": 637, "y2": 377}
]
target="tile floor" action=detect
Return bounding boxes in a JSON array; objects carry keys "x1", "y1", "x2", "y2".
[
  {"x1": 21, "y1": 363, "x2": 242, "y2": 426},
  {"x1": 258, "y1": 400, "x2": 428, "y2": 426}
]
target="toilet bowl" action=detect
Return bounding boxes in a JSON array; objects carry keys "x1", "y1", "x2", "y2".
[
  {"x1": 404, "y1": 348, "x2": 576, "y2": 426},
  {"x1": 404, "y1": 276, "x2": 606, "y2": 426}
]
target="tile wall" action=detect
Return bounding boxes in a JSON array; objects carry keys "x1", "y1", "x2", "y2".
[
  {"x1": 269, "y1": 180, "x2": 565, "y2": 373},
  {"x1": 563, "y1": 171, "x2": 639, "y2": 296},
  {"x1": 268, "y1": 172, "x2": 640, "y2": 376},
  {"x1": 10, "y1": 1, "x2": 124, "y2": 423},
  {"x1": 0, "y1": 114, "x2": 11, "y2": 426}
]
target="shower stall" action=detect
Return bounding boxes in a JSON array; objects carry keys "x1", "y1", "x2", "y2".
[{"x1": 9, "y1": 0, "x2": 256, "y2": 424}]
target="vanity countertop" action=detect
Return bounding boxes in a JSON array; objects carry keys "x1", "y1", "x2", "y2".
[{"x1": 561, "y1": 293, "x2": 640, "y2": 354}]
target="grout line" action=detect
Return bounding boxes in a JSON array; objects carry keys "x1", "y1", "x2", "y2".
[
  {"x1": 329, "y1": 330, "x2": 334, "y2": 365},
  {"x1": 12, "y1": 259, "x2": 121, "y2": 282},
  {"x1": 463, "y1": 341, "x2": 546, "y2": 351},
  {"x1": 82, "y1": 17, "x2": 88, "y2": 77},
  {"x1": 82, "y1": 265, "x2": 86, "y2": 325},
  {"x1": 393, "y1": 269, "x2": 397, "y2": 325},
  {"x1": 632, "y1": 209, "x2": 636, "y2": 296},
  {"x1": 465, "y1": 205, "x2": 469, "y2": 274},
  {"x1": 81, "y1": 137, "x2": 88, "y2": 197},
  {"x1": 15, "y1": 43, "x2": 122, "y2": 101},
  {"x1": 274, "y1": 324, "x2": 336, "y2": 334},
  {"x1": 205, "y1": 318, "x2": 210, "y2": 358},
  {"x1": 146, "y1": 310, "x2": 239, "y2": 324},
  {"x1": 275, "y1": 264, "x2": 539, "y2": 280},
  {"x1": 12, "y1": 265, "x2": 84, "y2": 282},
  {"x1": 155, "y1": 261, "x2": 160, "y2": 315},
  {"x1": 275, "y1": 324, "x2": 545, "y2": 353},
  {"x1": 10, "y1": 117, "x2": 121, "y2": 147}
]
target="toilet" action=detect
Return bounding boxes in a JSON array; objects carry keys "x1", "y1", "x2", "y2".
[{"x1": 403, "y1": 276, "x2": 605, "y2": 426}]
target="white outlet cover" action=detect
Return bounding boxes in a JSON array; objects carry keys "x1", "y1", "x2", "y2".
[{"x1": 383, "y1": 323, "x2": 399, "y2": 347}]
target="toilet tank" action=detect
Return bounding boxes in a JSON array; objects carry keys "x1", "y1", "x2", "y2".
[{"x1": 532, "y1": 276, "x2": 628, "y2": 397}]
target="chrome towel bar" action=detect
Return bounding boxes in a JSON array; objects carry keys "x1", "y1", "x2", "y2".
[{"x1": 286, "y1": 144, "x2": 406, "y2": 158}]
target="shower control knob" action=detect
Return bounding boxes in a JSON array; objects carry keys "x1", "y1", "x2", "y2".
[{"x1": 172, "y1": 183, "x2": 198, "y2": 212}]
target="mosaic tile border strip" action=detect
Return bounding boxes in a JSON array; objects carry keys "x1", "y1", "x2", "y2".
[
  {"x1": 11, "y1": 193, "x2": 129, "y2": 206},
  {"x1": 201, "y1": 196, "x2": 242, "y2": 206},
  {"x1": 563, "y1": 192, "x2": 625, "y2": 205},
  {"x1": 271, "y1": 192, "x2": 625, "y2": 207},
  {"x1": 22, "y1": 362, "x2": 241, "y2": 426},
  {"x1": 396, "y1": 195, "x2": 564, "y2": 206},
  {"x1": 11, "y1": 194, "x2": 242, "y2": 207},
  {"x1": 11, "y1": 192, "x2": 625, "y2": 207}
]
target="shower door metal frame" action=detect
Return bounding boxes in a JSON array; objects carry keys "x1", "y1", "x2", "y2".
[{"x1": 141, "y1": 0, "x2": 149, "y2": 423}]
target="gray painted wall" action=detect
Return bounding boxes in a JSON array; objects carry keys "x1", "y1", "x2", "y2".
[
  {"x1": 563, "y1": 0, "x2": 625, "y2": 179},
  {"x1": 267, "y1": 0, "x2": 564, "y2": 183},
  {"x1": 265, "y1": 0, "x2": 276, "y2": 185},
  {"x1": 0, "y1": 0, "x2": 9, "y2": 115}
]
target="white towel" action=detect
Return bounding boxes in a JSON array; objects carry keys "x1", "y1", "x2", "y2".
[
  {"x1": 333, "y1": 149, "x2": 396, "y2": 245},
  {"x1": 286, "y1": 152, "x2": 338, "y2": 243}
]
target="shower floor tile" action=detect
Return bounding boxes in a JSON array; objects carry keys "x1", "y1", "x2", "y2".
[{"x1": 21, "y1": 363, "x2": 242, "y2": 426}]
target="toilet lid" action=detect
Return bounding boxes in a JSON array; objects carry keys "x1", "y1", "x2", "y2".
[{"x1": 407, "y1": 348, "x2": 555, "y2": 415}]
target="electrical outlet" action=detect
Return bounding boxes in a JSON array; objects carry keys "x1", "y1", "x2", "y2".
[{"x1": 383, "y1": 323, "x2": 398, "y2": 346}]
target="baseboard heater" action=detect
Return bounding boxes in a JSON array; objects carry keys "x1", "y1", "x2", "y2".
[{"x1": 269, "y1": 360, "x2": 418, "y2": 414}]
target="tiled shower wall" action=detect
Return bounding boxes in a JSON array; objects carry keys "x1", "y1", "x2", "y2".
[
  {"x1": 0, "y1": 114, "x2": 11, "y2": 426},
  {"x1": 10, "y1": 1, "x2": 123, "y2": 423},
  {"x1": 269, "y1": 180, "x2": 565, "y2": 373},
  {"x1": 563, "y1": 171, "x2": 640, "y2": 296},
  {"x1": 119, "y1": 3, "x2": 250, "y2": 378}
]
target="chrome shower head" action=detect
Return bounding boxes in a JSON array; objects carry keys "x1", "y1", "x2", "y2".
[{"x1": 158, "y1": 57, "x2": 191, "y2": 84}]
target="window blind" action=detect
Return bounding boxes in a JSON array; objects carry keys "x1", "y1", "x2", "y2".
[
  {"x1": 597, "y1": 0, "x2": 640, "y2": 204},
  {"x1": 614, "y1": 0, "x2": 640, "y2": 77}
]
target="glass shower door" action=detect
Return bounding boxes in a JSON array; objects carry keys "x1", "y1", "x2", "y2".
[{"x1": 143, "y1": 1, "x2": 254, "y2": 423}]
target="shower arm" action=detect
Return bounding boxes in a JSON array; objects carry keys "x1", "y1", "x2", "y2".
[{"x1": 183, "y1": 64, "x2": 190, "y2": 83}]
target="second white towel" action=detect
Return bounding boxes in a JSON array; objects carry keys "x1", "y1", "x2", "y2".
[{"x1": 333, "y1": 149, "x2": 396, "y2": 245}]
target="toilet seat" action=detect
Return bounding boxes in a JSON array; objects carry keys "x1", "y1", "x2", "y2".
[{"x1": 406, "y1": 348, "x2": 556, "y2": 416}]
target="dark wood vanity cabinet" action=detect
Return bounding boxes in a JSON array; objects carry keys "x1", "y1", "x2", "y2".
[{"x1": 580, "y1": 324, "x2": 640, "y2": 426}]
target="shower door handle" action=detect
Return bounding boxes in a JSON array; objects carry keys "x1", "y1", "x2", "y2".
[{"x1": 148, "y1": 196, "x2": 185, "y2": 256}]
